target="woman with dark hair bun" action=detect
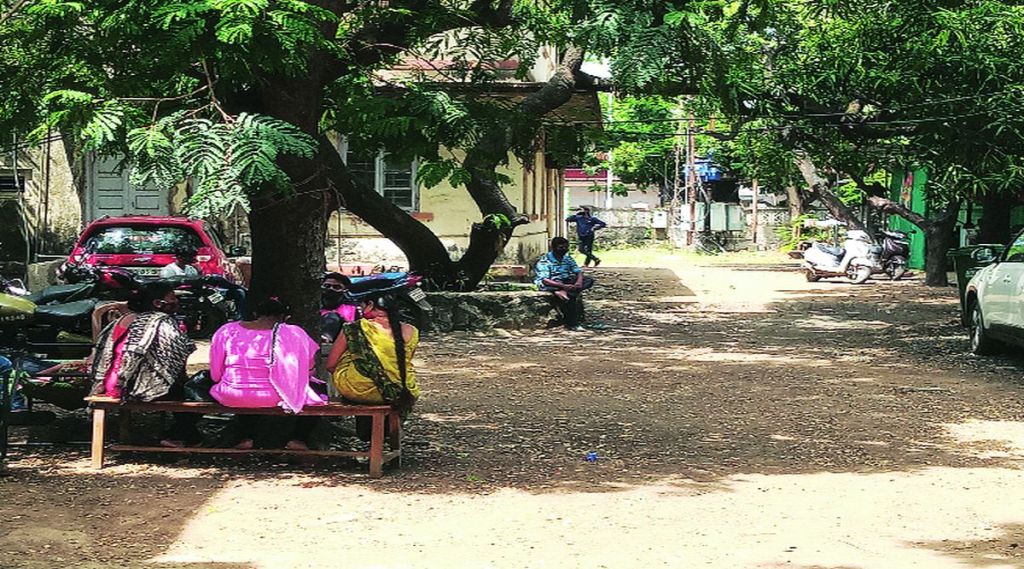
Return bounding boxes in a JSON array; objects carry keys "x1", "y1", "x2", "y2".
[{"x1": 208, "y1": 296, "x2": 326, "y2": 450}]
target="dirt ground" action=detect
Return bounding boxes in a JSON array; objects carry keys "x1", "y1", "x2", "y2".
[{"x1": 4, "y1": 253, "x2": 1024, "y2": 569}]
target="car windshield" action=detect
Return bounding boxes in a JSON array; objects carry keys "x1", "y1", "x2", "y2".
[{"x1": 84, "y1": 226, "x2": 201, "y2": 255}]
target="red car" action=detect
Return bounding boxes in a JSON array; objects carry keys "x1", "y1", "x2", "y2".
[{"x1": 65, "y1": 215, "x2": 239, "y2": 282}]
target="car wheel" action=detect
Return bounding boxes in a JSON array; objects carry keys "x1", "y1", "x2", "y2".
[
  {"x1": 969, "y1": 302, "x2": 1001, "y2": 355},
  {"x1": 805, "y1": 269, "x2": 820, "y2": 282}
]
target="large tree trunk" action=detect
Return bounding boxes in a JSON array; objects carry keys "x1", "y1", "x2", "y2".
[
  {"x1": 448, "y1": 47, "x2": 586, "y2": 288},
  {"x1": 246, "y1": 77, "x2": 333, "y2": 335},
  {"x1": 785, "y1": 185, "x2": 804, "y2": 240},
  {"x1": 793, "y1": 152, "x2": 866, "y2": 230},
  {"x1": 923, "y1": 216, "x2": 958, "y2": 286},
  {"x1": 867, "y1": 196, "x2": 960, "y2": 286},
  {"x1": 978, "y1": 191, "x2": 1014, "y2": 245},
  {"x1": 248, "y1": 191, "x2": 330, "y2": 333}
]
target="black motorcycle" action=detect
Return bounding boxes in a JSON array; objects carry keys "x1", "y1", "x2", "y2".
[
  {"x1": 879, "y1": 229, "x2": 912, "y2": 280},
  {"x1": 168, "y1": 275, "x2": 246, "y2": 339},
  {"x1": 321, "y1": 272, "x2": 432, "y2": 342}
]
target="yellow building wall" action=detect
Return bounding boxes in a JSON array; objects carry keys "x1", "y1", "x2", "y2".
[
  {"x1": 0, "y1": 136, "x2": 82, "y2": 258},
  {"x1": 326, "y1": 148, "x2": 561, "y2": 267}
]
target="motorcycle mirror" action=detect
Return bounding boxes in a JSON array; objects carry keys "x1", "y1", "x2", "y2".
[{"x1": 971, "y1": 246, "x2": 998, "y2": 264}]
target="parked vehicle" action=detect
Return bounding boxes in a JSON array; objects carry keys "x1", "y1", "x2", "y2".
[
  {"x1": 62, "y1": 215, "x2": 242, "y2": 282},
  {"x1": 344, "y1": 272, "x2": 432, "y2": 326},
  {"x1": 168, "y1": 275, "x2": 246, "y2": 339},
  {"x1": 963, "y1": 229, "x2": 1024, "y2": 354},
  {"x1": 43, "y1": 261, "x2": 140, "y2": 304},
  {"x1": 803, "y1": 230, "x2": 880, "y2": 284},
  {"x1": 0, "y1": 290, "x2": 96, "y2": 352},
  {"x1": 878, "y1": 229, "x2": 912, "y2": 280}
]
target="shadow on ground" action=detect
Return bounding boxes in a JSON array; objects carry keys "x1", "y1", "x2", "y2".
[{"x1": 4, "y1": 264, "x2": 1024, "y2": 568}]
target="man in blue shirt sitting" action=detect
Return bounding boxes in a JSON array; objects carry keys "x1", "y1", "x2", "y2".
[
  {"x1": 534, "y1": 237, "x2": 594, "y2": 330},
  {"x1": 565, "y1": 206, "x2": 607, "y2": 267}
]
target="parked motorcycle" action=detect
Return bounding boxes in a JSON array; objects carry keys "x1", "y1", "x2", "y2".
[
  {"x1": 0, "y1": 290, "x2": 96, "y2": 356},
  {"x1": 168, "y1": 275, "x2": 246, "y2": 339},
  {"x1": 47, "y1": 264, "x2": 139, "y2": 304},
  {"x1": 330, "y1": 272, "x2": 432, "y2": 331},
  {"x1": 878, "y1": 229, "x2": 911, "y2": 280},
  {"x1": 66, "y1": 252, "x2": 245, "y2": 339},
  {"x1": 803, "y1": 230, "x2": 880, "y2": 284}
]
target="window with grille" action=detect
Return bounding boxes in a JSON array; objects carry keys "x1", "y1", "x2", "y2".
[
  {"x1": 0, "y1": 175, "x2": 26, "y2": 193},
  {"x1": 341, "y1": 145, "x2": 419, "y2": 211}
]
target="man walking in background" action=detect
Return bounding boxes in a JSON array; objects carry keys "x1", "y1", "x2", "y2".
[{"x1": 565, "y1": 206, "x2": 607, "y2": 267}]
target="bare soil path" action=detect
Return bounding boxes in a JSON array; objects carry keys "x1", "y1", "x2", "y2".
[{"x1": 4, "y1": 253, "x2": 1024, "y2": 568}]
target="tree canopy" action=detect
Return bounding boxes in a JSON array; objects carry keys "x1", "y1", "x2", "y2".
[{"x1": 588, "y1": 0, "x2": 1024, "y2": 283}]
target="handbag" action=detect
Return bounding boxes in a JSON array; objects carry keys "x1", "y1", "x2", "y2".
[{"x1": 182, "y1": 370, "x2": 215, "y2": 402}]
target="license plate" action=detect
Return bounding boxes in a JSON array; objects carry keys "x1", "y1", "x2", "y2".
[
  {"x1": 130, "y1": 267, "x2": 161, "y2": 277},
  {"x1": 407, "y1": 288, "x2": 426, "y2": 302},
  {"x1": 208, "y1": 292, "x2": 224, "y2": 304}
]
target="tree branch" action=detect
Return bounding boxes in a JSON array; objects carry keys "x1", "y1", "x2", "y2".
[
  {"x1": 865, "y1": 196, "x2": 928, "y2": 228},
  {"x1": 0, "y1": 0, "x2": 28, "y2": 25},
  {"x1": 315, "y1": 134, "x2": 454, "y2": 276},
  {"x1": 793, "y1": 150, "x2": 867, "y2": 231}
]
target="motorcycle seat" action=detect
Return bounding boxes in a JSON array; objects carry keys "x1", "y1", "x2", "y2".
[
  {"x1": 815, "y1": 243, "x2": 845, "y2": 257},
  {"x1": 27, "y1": 283, "x2": 94, "y2": 305},
  {"x1": 33, "y1": 299, "x2": 97, "y2": 327}
]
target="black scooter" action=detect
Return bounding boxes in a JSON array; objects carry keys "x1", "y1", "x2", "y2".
[{"x1": 879, "y1": 229, "x2": 912, "y2": 280}]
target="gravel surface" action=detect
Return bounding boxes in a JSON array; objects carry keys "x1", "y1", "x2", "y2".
[{"x1": 3, "y1": 255, "x2": 1024, "y2": 568}]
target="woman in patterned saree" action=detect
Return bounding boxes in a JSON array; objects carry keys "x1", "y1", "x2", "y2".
[
  {"x1": 325, "y1": 294, "x2": 420, "y2": 438},
  {"x1": 90, "y1": 281, "x2": 199, "y2": 447}
]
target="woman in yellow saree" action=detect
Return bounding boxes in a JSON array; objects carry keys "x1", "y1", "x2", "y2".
[{"x1": 325, "y1": 295, "x2": 420, "y2": 413}]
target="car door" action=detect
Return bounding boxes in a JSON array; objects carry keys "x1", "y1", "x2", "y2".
[
  {"x1": 1001, "y1": 231, "x2": 1024, "y2": 335},
  {"x1": 986, "y1": 230, "x2": 1024, "y2": 331}
]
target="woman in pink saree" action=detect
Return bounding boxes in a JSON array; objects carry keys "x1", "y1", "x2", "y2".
[{"x1": 209, "y1": 297, "x2": 326, "y2": 450}]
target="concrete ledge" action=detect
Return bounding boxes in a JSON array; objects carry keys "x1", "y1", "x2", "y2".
[{"x1": 426, "y1": 290, "x2": 557, "y2": 332}]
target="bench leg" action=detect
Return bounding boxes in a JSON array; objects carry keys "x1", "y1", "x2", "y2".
[
  {"x1": 117, "y1": 409, "x2": 132, "y2": 444},
  {"x1": 388, "y1": 412, "x2": 402, "y2": 467},
  {"x1": 91, "y1": 408, "x2": 106, "y2": 469},
  {"x1": 369, "y1": 413, "x2": 384, "y2": 478}
]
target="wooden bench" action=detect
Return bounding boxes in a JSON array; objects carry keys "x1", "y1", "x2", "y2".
[{"x1": 84, "y1": 396, "x2": 402, "y2": 477}]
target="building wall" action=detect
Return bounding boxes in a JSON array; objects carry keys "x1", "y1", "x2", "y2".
[
  {"x1": 327, "y1": 148, "x2": 562, "y2": 267},
  {"x1": 567, "y1": 184, "x2": 661, "y2": 210},
  {"x1": 0, "y1": 136, "x2": 82, "y2": 263}
]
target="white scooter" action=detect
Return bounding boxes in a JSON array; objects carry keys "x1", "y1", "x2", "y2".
[{"x1": 802, "y1": 230, "x2": 881, "y2": 284}]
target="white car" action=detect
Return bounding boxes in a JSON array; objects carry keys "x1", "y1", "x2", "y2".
[{"x1": 965, "y1": 229, "x2": 1024, "y2": 354}]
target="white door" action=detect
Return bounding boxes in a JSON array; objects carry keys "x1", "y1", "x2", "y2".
[
  {"x1": 1000, "y1": 231, "x2": 1024, "y2": 330},
  {"x1": 87, "y1": 154, "x2": 169, "y2": 221},
  {"x1": 986, "y1": 231, "x2": 1024, "y2": 328}
]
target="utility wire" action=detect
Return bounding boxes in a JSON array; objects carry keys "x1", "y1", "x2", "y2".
[
  {"x1": 585, "y1": 107, "x2": 1023, "y2": 139},
  {"x1": 571, "y1": 87, "x2": 1024, "y2": 126}
]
